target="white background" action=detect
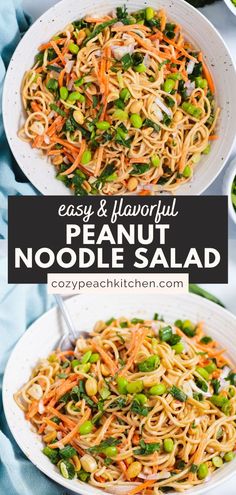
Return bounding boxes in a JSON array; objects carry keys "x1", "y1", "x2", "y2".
[{"x1": 18, "y1": 1, "x2": 236, "y2": 493}]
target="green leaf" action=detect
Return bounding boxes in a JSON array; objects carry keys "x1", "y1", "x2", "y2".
[
  {"x1": 83, "y1": 19, "x2": 118, "y2": 45},
  {"x1": 59, "y1": 445, "x2": 77, "y2": 459},
  {"x1": 134, "y1": 439, "x2": 160, "y2": 455},
  {"x1": 109, "y1": 397, "x2": 127, "y2": 409},
  {"x1": 131, "y1": 400, "x2": 149, "y2": 417},
  {"x1": 88, "y1": 437, "x2": 121, "y2": 454},
  {"x1": 43, "y1": 446, "x2": 60, "y2": 464},
  {"x1": 226, "y1": 371, "x2": 236, "y2": 386},
  {"x1": 131, "y1": 163, "x2": 150, "y2": 175},
  {"x1": 138, "y1": 355, "x2": 160, "y2": 372},
  {"x1": 169, "y1": 385, "x2": 187, "y2": 402},
  {"x1": 143, "y1": 118, "x2": 160, "y2": 133},
  {"x1": 121, "y1": 53, "x2": 133, "y2": 71}
]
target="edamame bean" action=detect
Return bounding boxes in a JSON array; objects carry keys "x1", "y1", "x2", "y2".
[
  {"x1": 81, "y1": 150, "x2": 92, "y2": 165},
  {"x1": 117, "y1": 376, "x2": 128, "y2": 394},
  {"x1": 145, "y1": 7, "x2": 154, "y2": 20},
  {"x1": 103, "y1": 446, "x2": 118, "y2": 457},
  {"x1": 151, "y1": 154, "x2": 160, "y2": 167},
  {"x1": 224, "y1": 451, "x2": 235, "y2": 462},
  {"x1": 126, "y1": 380, "x2": 143, "y2": 394},
  {"x1": 120, "y1": 88, "x2": 131, "y2": 102},
  {"x1": 69, "y1": 42, "x2": 79, "y2": 55},
  {"x1": 130, "y1": 113, "x2": 143, "y2": 129},
  {"x1": 134, "y1": 63, "x2": 146, "y2": 73},
  {"x1": 163, "y1": 438, "x2": 174, "y2": 453},
  {"x1": 79, "y1": 420, "x2": 93, "y2": 435},
  {"x1": 163, "y1": 79, "x2": 175, "y2": 93},
  {"x1": 197, "y1": 463, "x2": 209, "y2": 480},
  {"x1": 212, "y1": 456, "x2": 223, "y2": 468},
  {"x1": 96, "y1": 121, "x2": 111, "y2": 131},
  {"x1": 172, "y1": 342, "x2": 184, "y2": 354},
  {"x1": 60, "y1": 86, "x2": 69, "y2": 100},
  {"x1": 149, "y1": 384, "x2": 166, "y2": 396}
]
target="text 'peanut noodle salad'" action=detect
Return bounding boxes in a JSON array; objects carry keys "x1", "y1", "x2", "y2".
[
  {"x1": 19, "y1": 6, "x2": 219, "y2": 196},
  {"x1": 15, "y1": 315, "x2": 236, "y2": 494}
]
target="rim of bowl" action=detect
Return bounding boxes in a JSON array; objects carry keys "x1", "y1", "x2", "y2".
[
  {"x1": 223, "y1": 156, "x2": 236, "y2": 223},
  {"x1": 223, "y1": 0, "x2": 236, "y2": 16},
  {"x1": 2, "y1": 0, "x2": 236, "y2": 196}
]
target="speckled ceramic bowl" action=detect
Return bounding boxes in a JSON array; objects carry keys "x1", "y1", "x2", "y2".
[
  {"x1": 3, "y1": 293, "x2": 236, "y2": 495},
  {"x1": 2, "y1": 0, "x2": 236, "y2": 195},
  {"x1": 224, "y1": 0, "x2": 236, "y2": 17}
]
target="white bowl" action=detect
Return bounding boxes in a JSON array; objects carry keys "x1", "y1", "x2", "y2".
[
  {"x1": 3, "y1": 292, "x2": 236, "y2": 495},
  {"x1": 2, "y1": 0, "x2": 236, "y2": 196},
  {"x1": 224, "y1": 0, "x2": 236, "y2": 16},
  {"x1": 222, "y1": 155, "x2": 236, "y2": 224}
]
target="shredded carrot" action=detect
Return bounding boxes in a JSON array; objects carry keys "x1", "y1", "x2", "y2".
[
  {"x1": 31, "y1": 101, "x2": 41, "y2": 112},
  {"x1": 130, "y1": 32, "x2": 169, "y2": 60},
  {"x1": 58, "y1": 68, "x2": 66, "y2": 88},
  {"x1": 127, "y1": 479, "x2": 156, "y2": 495},
  {"x1": 120, "y1": 328, "x2": 149, "y2": 375},
  {"x1": 209, "y1": 135, "x2": 218, "y2": 141},
  {"x1": 32, "y1": 135, "x2": 44, "y2": 148},
  {"x1": 111, "y1": 24, "x2": 151, "y2": 33},
  {"x1": 60, "y1": 139, "x2": 86, "y2": 176},
  {"x1": 47, "y1": 406, "x2": 77, "y2": 428},
  {"x1": 85, "y1": 16, "x2": 112, "y2": 23},
  {"x1": 130, "y1": 158, "x2": 149, "y2": 164},
  {"x1": 139, "y1": 190, "x2": 151, "y2": 196},
  {"x1": 48, "y1": 409, "x2": 91, "y2": 449},
  {"x1": 149, "y1": 31, "x2": 163, "y2": 41},
  {"x1": 26, "y1": 400, "x2": 38, "y2": 420},
  {"x1": 50, "y1": 40, "x2": 65, "y2": 65},
  {"x1": 162, "y1": 35, "x2": 198, "y2": 62},
  {"x1": 92, "y1": 342, "x2": 118, "y2": 374},
  {"x1": 50, "y1": 136, "x2": 81, "y2": 154},
  {"x1": 38, "y1": 38, "x2": 65, "y2": 51},
  {"x1": 198, "y1": 52, "x2": 215, "y2": 93},
  {"x1": 94, "y1": 146, "x2": 104, "y2": 177}
]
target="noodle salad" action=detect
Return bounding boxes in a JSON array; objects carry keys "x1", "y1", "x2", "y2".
[
  {"x1": 19, "y1": 6, "x2": 219, "y2": 196},
  {"x1": 15, "y1": 315, "x2": 236, "y2": 494}
]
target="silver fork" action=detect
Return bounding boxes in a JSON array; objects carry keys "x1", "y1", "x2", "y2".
[{"x1": 55, "y1": 295, "x2": 86, "y2": 350}]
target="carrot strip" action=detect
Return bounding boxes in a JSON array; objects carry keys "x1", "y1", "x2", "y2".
[
  {"x1": 60, "y1": 139, "x2": 86, "y2": 176},
  {"x1": 47, "y1": 406, "x2": 77, "y2": 428},
  {"x1": 162, "y1": 35, "x2": 198, "y2": 62},
  {"x1": 208, "y1": 135, "x2": 218, "y2": 141},
  {"x1": 120, "y1": 328, "x2": 149, "y2": 375},
  {"x1": 127, "y1": 479, "x2": 156, "y2": 495},
  {"x1": 32, "y1": 135, "x2": 44, "y2": 148},
  {"x1": 58, "y1": 68, "x2": 66, "y2": 88},
  {"x1": 48, "y1": 408, "x2": 91, "y2": 448},
  {"x1": 26, "y1": 400, "x2": 39, "y2": 420},
  {"x1": 31, "y1": 101, "x2": 41, "y2": 112},
  {"x1": 94, "y1": 147, "x2": 104, "y2": 177},
  {"x1": 202, "y1": 60, "x2": 215, "y2": 93},
  {"x1": 85, "y1": 16, "x2": 112, "y2": 23},
  {"x1": 111, "y1": 24, "x2": 151, "y2": 33},
  {"x1": 50, "y1": 40, "x2": 65, "y2": 65},
  {"x1": 38, "y1": 38, "x2": 65, "y2": 51},
  {"x1": 139, "y1": 190, "x2": 151, "y2": 196},
  {"x1": 50, "y1": 136, "x2": 81, "y2": 153},
  {"x1": 129, "y1": 32, "x2": 168, "y2": 60},
  {"x1": 92, "y1": 342, "x2": 118, "y2": 374},
  {"x1": 130, "y1": 158, "x2": 149, "y2": 164}
]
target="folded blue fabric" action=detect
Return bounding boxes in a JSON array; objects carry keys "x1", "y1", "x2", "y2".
[
  {"x1": 0, "y1": 246, "x2": 75, "y2": 494},
  {"x1": 0, "y1": 0, "x2": 37, "y2": 240}
]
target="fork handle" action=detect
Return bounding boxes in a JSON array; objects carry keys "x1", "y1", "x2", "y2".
[{"x1": 54, "y1": 295, "x2": 77, "y2": 342}]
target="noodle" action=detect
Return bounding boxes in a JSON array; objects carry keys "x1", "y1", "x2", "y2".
[
  {"x1": 15, "y1": 315, "x2": 236, "y2": 494},
  {"x1": 19, "y1": 6, "x2": 219, "y2": 196}
]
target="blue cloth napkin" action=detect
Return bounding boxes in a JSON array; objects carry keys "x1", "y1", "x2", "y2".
[
  {"x1": 0, "y1": 0, "x2": 37, "y2": 240},
  {"x1": 0, "y1": 246, "x2": 76, "y2": 495}
]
